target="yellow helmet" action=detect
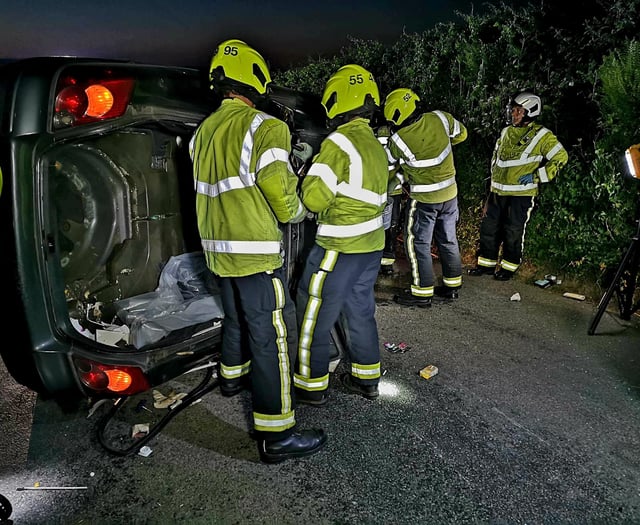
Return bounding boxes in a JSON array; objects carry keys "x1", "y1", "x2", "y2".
[
  {"x1": 209, "y1": 39, "x2": 272, "y2": 95},
  {"x1": 383, "y1": 88, "x2": 421, "y2": 127},
  {"x1": 321, "y1": 64, "x2": 380, "y2": 120}
]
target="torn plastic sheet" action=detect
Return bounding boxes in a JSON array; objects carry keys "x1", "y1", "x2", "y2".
[{"x1": 115, "y1": 252, "x2": 224, "y2": 349}]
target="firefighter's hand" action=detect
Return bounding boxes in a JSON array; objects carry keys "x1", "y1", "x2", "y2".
[
  {"x1": 518, "y1": 173, "x2": 534, "y2": 185},
  {"x1": 291, "y1": 142, "x2": 313, "y2": 163}
]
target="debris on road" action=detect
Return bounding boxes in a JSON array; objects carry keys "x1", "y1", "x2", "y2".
[
  {"x1": 419, "y1": 365, "x2": 439, "y2": 380},
  {"x1": 563, "y1": 292, "x2": 586, "y2": 301},
  {"x1": 152, "y1": 389, "x2": 187, "y2": 409},
  {"x1": 138, "y1": 446, "x2": 153, "y2": 458},
  {"x1": 16, "y1": 486, "x2": 88, "y2": 491},
  {"x1": 510, "y1": 292, "x2": 521, "y2": 302},
  {"x1": 131, "y1": 424, "x2": 150, "y2": 439},
  {"x1": 384, "y1": 341, "x2": 411, "y2": 353}
]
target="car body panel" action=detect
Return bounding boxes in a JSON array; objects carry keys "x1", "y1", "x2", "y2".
[{"x1": 0, "y1": 57, "x2": 329, "y2": 399}]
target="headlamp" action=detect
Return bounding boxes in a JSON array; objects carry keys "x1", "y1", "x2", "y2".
[{"x1": 624, "y1": 144, "x2": 640, "y2": 179}]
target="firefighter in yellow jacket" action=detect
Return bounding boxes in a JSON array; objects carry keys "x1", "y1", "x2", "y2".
[
  {"x1": 384, "y1": 88, "x2": 468, "y2": 307},
  {"x1": 189, "y1": 39, "x2": 326, "y2": 463},
  {"x1": 294, "y1": 64, "x2": 388, "y2": 405},
  {"x1": 469, "y1": 91, "x2": 568, "y2": 280}
]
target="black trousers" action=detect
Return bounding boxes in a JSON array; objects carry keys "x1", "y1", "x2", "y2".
[
  {"x1": 477, "y1": 193, "x2": 535, "y2": 271},
  {"x1": 219, "y1": 267, "x2": 297, "y2": 441}
]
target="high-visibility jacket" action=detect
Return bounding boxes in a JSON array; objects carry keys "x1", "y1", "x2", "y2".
[
  {"x1": 189, "y1": 98, "x2": 306, "y2": 277},
  {"x1": 376, "y1": 125, "x2": 404, "y2": 197},
  {"x1": 490, "y1": 121, "x2": 568, "y2": 197},
  {"x1": 387, "y1": 111, "x2": 467, "y2": 204},
  {"x1": 301, "y1": 118, "x2": 388, "y2": 253}
]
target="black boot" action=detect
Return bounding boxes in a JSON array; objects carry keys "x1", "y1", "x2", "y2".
[
  {"x1": 341, "y1": 373, "x2": 379, "y2": 399},
  {"x1": 494, "y1": 268, "x2": 514, "y2": 281},
  {"x1": 295, "y1": 387, "x2": 328, "y2": 407},
  {"x1": 434, "y1": 285, "x2": 460, "y2": 300},
  {"x1": 393, "y1": 290, "x2": 432, "y2": 308},
  {"x1": 468, "y1": 266, "x2": 495, "y2": 276},
  {"x1": 258, "y1": 429, "x2": 327, "y2": 464}
]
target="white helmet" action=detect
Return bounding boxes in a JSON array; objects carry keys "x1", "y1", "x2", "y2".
[{"x1": 512, "y1": 92, "x2": 541, "y2": 118}]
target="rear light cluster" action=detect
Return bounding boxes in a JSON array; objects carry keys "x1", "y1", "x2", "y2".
[
  {"x1": 53, "y1": 73, "x2": 135, "y2": 129},
  {"x1": 74, "y1": 358, "x2": 150, "y2": 396}
]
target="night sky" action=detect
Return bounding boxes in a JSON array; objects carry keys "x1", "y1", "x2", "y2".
[{"x1": 1, "y1": 0, "x2": 526, "y2": 69}]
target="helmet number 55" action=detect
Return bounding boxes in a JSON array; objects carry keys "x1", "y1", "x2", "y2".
[{"x1": 349, "y1": 74, "x2": 364, "y2": 85}]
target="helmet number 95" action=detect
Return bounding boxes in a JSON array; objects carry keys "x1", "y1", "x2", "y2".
[{"x1": 224, "y1": 45, "x2": 238, "y2": 56}]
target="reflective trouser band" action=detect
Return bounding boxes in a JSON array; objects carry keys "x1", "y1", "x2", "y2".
[
  {"x1": 350, "y1": 362, "x2": 381, "y2": 380},
  {"x1": 201, "y1": 239, "x2": 281, "y2": 254},
  {"x1": 410, "y1": 176, "x2": 455, "y2": 193},
  {"x1": 501, "y1": 259, "x2": 519, "y2": 271},
  {"x1": 253, "y1": 410, "x2": 296, "y2": 433},
  {"x1": 478, "y1": 257, "x2": 497, "y2": 268},
  {"x1": 443, "y1": 275, "x2": 462, "y2": 287},
  {"x1": 410, "y1": 285, "x2": 434, "y2": 297},
  {"x1": 316, "y1": 216, "x2": 383, "y2": 238},
  {"x1": 220, "y1": 360, "x2": 252, "y2": 380},
  {"x1": 293, "y1": 373, "x2": 330, "y2": 391}
]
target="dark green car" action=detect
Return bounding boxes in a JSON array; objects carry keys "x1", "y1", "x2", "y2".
[{"x1": 0, "y1": 57, "x2": 328, "y2": 400}]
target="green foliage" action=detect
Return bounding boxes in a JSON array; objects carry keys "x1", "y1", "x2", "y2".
[{"x1": 274, "y1": 0, "x2": 640, "y2": 289}]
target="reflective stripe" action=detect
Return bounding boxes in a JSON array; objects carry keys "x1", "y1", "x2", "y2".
[
  {"x1": 410, "y1": 284, "x2": 434, "y2": 297},
  {"x1": 495, "y1": 155, "x2": 544, "y2": 168},
  {"x1": 271, "y1": 275, "x2": 293, "y2": 414},
  {"x1": 256, "y1": 147, "x2": 290, "y2": 172},
  {"x1": 390, "y1": 117, "x2": 453, "y2": 168},
  {"x1": 293, "y1": 374, "x2": 330, "y2": 390},
  {"x1": 546, "y1": 142, "x2": 564, "y2": 160},
  {"x1": 410, "y1": 176, "x2": 456, "y2": 193},
  {"x1": 405, "y1": 143, "x2": 452, "y2": 168},
  {"x1": 433, "y1": 110, "x2": 450, "y2": 135},
  {"x1": 297, "y1": 250, "x2": 337, "y2": 378},
  {"x1": 443, "y1": 275, "x2": 462, "y2": 287},
  {"x1": 196, "y1": 175, "x2": 252, "y2": 199},
  {"x1": 253, "y1": 410, "x2": 296, "y2": 431},
  {"x1": 238, "y1": 113, "x2": 271, "y2": 185},
  {"x1": 194, "y1": 112, "x2": 280, "y2": 200},
  {"x1": 495, "y1": 128, "x2": 549, "y2": 168},
  {"x1": 201, "y1": 239, "x2": 281, "y2": 254},
  {"x1": 307, "y1": 163, "x2": 339, "y2": 195},
  {"x1": 317, "y1": 216, "x2": 383, "y2": 238},
  {"x1": 350, "y1": 362, "x2": 381, "y2": 380},
  {"x1": 501, "y1": 260, "x2": 519, "y2": 272},
  {"x1": 491, "y1": 181, "x2": 538, "y2": 192},
  {"x1": 538, "y1": 166, "x2": 549, "y2": 183},
  {"x1": 220, "y1": 360, "x2": 252, "y2": 380},
  {"x1": 329, "y1": 132, "x2": 363, "y2": 187},
  {"x1": 477, "y1": 257, "x2": 497, "y2": 268},
  {"x1": 324, "y1": 132, "x2": 387, "y2": 206},
  {"x1": 336, "y1": 181, "x2": 387, "y2": 206}
]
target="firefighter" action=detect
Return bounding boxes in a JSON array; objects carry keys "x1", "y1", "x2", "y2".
[
  {"x1": 468, "y1": 91, "x2": 568, "y2": 280},
  {"x1": 384, "y1": 88, "x2": 468, "y2": 307},
  {"x1": 294, "y1": 64, "x2": 388, "y2": 404},
  {"x1": 189, "y1": 39, "x2": 326, "y2": 463}
]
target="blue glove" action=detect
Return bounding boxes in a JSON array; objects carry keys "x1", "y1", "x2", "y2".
[{"x1": 518, "y1": 173, "x2": 534, "y2": 185}]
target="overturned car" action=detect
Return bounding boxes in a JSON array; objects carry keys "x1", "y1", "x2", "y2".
[{"x1": 0, "y1": 57, "x2": 329, "y2": 400}]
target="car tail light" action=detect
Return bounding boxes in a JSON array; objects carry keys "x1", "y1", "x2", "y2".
[
  {"x1": 74, "y1": 358, "x2": 150, "y2": 396},
  {"x1": 54, "y1": 75, "x2": 134, "y2": 129}
]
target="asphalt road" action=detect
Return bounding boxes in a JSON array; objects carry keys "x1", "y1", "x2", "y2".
[{"x1": 1, "y1": 264, "x2": 640, "y2": 525}]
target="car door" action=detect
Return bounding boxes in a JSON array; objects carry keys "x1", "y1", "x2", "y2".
[{"x1": 0, "y1": 58, "x2": 331, "y2": 400}]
